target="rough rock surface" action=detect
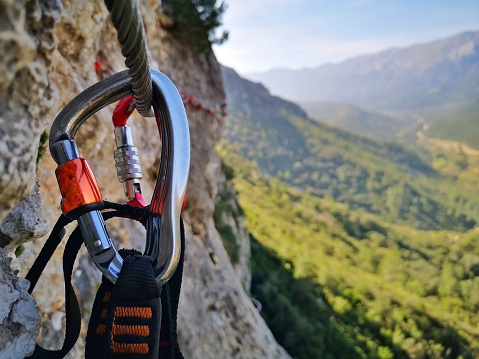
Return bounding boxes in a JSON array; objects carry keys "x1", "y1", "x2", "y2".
[
  {"x1": 0, "y1": 183, "x2": 49, "y2": 249},
  {"x1": 0, "y1": 248, "x2": 41, "y2": 359},
  {"x1": 0, "y1": 1, "x2": 290, "y2": 358},
  {"x1": 0, "y1": 0, "x2": 61, "y2": 221},
  {"x1": 215, "y1": 173, "x2": 252, "y2": 291}
]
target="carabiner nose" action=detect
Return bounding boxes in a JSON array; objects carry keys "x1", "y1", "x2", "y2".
[{"x1": 49, "y1": 70, "x2": 190, "y2": 286}]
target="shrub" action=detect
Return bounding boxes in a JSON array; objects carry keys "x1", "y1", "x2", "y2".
[{"x1": 167, "y1": 0, "x2": 228, "y2": 52}]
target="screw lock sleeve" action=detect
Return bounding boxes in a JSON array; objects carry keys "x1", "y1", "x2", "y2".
[
  {"x1": 55, "y1": 158, "x2": 103, "y2": 216},
  {"x1": 114, "y1": 126, "x2": 143, "y2": 183}
]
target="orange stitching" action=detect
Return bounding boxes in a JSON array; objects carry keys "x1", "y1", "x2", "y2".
[
  {"x1": 111, "y1": 306, "x2": 152, "y2": 354},
  {"x1": 103, "y1": 292, "x2": 110, "y2": 302},
  {"x1": 114, "y1": 306, "x2": 152, "y2": 318},
  {"x1": 112, "y1": 342, "x2": 149, "y2": 354},
  {"x1": 112, "y1": 324, "x2": 150, "y2": 337},
  {"x1": 96, "y1": 324, "x2": 106, "y2": 335},
  {"x1": 100, "y1": 308, "x2": 107, "y2": 319}
]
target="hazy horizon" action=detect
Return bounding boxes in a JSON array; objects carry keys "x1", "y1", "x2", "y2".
[
  {"x1": 240, "y1": 29, "x2": 479, "y2": 76},
  {"x1": 213, "y1": 0, "x2": 479, "y2": 75}
]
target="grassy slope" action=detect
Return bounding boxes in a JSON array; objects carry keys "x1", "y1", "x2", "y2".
[
  {"x1": 427, "y1": 101, "x2": 479, "y2": 149},
  {"x1": 221, "y1": 67, "x2": 479, "y2": 358},
  {"x1": 224, "y1": 101, "x2": 479, "y2": 232},
  {"x1": 299, "y1": 101, "x2": 406, "y2": 141},
  {"x1": 220, "y1": 145, "x2": 479, "y2": 359},
  {"x1": 222, "y1": 67, "x2": 479, "y2": 233}
]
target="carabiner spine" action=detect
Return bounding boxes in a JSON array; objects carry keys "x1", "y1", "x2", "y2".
[{"x1": 49, "y1": 70, "x2": 190, "y2": 286}]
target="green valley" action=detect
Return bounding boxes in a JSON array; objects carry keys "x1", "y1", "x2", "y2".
[
  {"x1": 426, "y1": 101, "x2": 479, "y2": 150},
  {"x1": 219, "y1": 146, "x2": 479, "y2": 358},
  {"x1": 299, "y1": 101, "x2": 407, "y2": 141},
  {"x1": 218, "y1": 66, "x2": 479, "y2": 358},
  {"x1": 222, "y1": 67, "x2": 479, "y2": 232}
]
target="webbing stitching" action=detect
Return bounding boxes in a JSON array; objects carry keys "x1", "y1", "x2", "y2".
[
  {"x1": 97, "y1": 324, "x2": 106, "y2": 335},
  {"x1": 110, "y1": 306, "x2": 153, "y2": 354},
  {"x1": 100, "y1": 308, "x2": 107, "y2": 319},
  {"x1": 112, "y1": 324, "x2": 150, "y2": 337},
  {"x1": 114, "y1": 306, "x2": 153, "y2": 318},
  {"x1": 103, "y1": 292, "x2": 111, "y2": 302},
  {"x1": 112, "y1": 342, "x2": 149, "y2": 354}
]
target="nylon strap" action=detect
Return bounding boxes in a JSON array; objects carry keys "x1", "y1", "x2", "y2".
[
  {"x1": 159, "y1": 220, "x2": 185, "y2": 359},
  {"x1": 86, "y1": 249, "x2": 162, "y2": 358},
  {"x1": 27, "y1": 225, "x2": 83, "y2": 358},
  {"x1": 25, "y1": 203, "x2": 184, "y2": 359}
]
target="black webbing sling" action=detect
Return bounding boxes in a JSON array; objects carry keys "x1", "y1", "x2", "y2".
[{"x1": 25, "y1": 202, "x2": 184, "y2": 359}]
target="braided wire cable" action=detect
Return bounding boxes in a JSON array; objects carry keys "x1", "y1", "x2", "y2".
[{"x1": 105, "y1": 0, "x2": 153, "y2": 117}]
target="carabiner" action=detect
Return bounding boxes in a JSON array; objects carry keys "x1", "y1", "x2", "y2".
[{"x1": 49, "y1": 70, "x2": 190, "y2": 286}]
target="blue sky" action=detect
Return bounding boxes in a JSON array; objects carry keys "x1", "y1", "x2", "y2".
[{"x1": 213, "y1": 0, "x2": 479, "y2": 74}]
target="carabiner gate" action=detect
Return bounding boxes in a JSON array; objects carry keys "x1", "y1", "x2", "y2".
[{"x1": 49, "y1": 70, "x2": 190, "y2": 286}]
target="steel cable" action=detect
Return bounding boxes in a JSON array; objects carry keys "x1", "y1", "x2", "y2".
[{"x1": 105, "y1": 0, "x2": 153, "y2": 117}]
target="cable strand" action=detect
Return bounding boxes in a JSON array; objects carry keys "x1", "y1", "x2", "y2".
[{"x1": 104, "y1": 0, "x2": 153, "y2": 117}]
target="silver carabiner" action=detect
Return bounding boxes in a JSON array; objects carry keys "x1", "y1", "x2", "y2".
[{"x1": 49, "y1": 70, "x2": 190, "y2": 286}]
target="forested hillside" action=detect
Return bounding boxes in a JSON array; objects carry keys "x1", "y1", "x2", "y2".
[
  {"x1": 222, "y1": 67, "x2": 479, "y2": 232},
  {"x1": 219, "y1": 147, "x2": 479, "y2": 358},
  {"x1": 299, "y1": 101, "x2": 406, "y2": 141},
  {"x1": 427, "y1": 100, "x2": 479, "y2": 149},
  {"x1": 220, "y1": 66, "x2": 479, "y2": 358}
]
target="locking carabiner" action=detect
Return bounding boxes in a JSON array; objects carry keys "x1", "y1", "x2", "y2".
[{"x1": 49, "y1": 70, "x2": 190, "y2": 286}]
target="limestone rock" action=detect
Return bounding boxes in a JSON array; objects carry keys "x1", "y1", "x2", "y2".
[
  {"x1": 0, "y1": 247, "x2": 41, "y2": 358},
  {"x1": 1, "y1": 1, "x2": 291, "y2": 358},
  {"x1": 215, "y1": 172, "x2": 252, "y2": 291},
  {"x1": 0, "y1": 183, "x2": 49, "y2": 249},
  {"x1": 0, "y1": 0, "x2": 61, "y2": 222}
]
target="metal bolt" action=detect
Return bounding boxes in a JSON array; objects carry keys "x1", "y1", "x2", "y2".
[{"x1": 94, "y1": 240, "x2": 102, "y2": 247}]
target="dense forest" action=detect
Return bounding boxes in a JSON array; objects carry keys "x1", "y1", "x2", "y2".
[
  {"x1": 219, "y1": 146, "x2": 479, "y2": 359},
  {"x1": 221, "y1": 67, "x2": 479, "y2": 232},
  {"x1": 218, "y1": 67, "x2": 479, "y2": 358}
]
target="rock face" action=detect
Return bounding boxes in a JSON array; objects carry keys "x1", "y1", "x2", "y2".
[
  {"x1": 0, "y1": 248, "x2": 41, "y2": 359},
  {"x1": 0, "y1": 0, "x2": 61, "y2": 223},
  {"x1": 0, "y1": 1, "x2": 289, "y2": 358},
  {"x1": 215, "y1": 172, "x2": 252, "y2": 292},
  {"x1": 0, "y1": 184, "x2": 49, "y2": 249}
]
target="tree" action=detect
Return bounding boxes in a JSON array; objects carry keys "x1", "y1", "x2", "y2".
[{"x1": 165, "y1": 0, "x2": 228, "y2": 51}]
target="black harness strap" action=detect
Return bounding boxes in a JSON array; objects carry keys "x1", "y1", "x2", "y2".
[
  {"x1": 25, "y1": 203, "x2": 185, "y2": 359},
  {"x1": 27, "y1": 224, "x2": 83, "y2": 358},
  {"x1": 26, "y1": 214, "x2": 72, "y2": 293},
  {"x1": 86, "y1": 249, "x2": 162, "y2": 358},
  {"x1": 159, "y1": 220, "x2": 185, "y2": 359}
]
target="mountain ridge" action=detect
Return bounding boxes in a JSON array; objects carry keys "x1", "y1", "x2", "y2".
[
  {"x1": 220, "y1": 66, "x2": 479, "y2": 359},
  {"x1": 247, "y1": 31, "x2": 479, "y2": 112},
  {"x1": 222, "y1": 65, "x2": 479, "y2": 231},
  {"x1": 299, "y1": 101, "x2": 410, "y2": 140}
]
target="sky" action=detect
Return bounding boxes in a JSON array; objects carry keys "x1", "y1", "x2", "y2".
[{"x1": 213, "y1": 0, "x2": 479, "y2": 75}]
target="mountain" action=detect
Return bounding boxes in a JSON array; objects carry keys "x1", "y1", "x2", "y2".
[
  {"x1": 299, "y1": 101, "x2": 410, "y2": 140},
  {"x1": 222, "y1": 66, "x2": 479, "y2": 232},
  {"x1": 426, "y1": 100, "x2": 479, "y2": 149},
  {"x1": 220, "y1": 67, "x2": 479, "y2": 358},
  {"x1": 247, "y1": 31, "x2": 479, "y2": 112}
]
